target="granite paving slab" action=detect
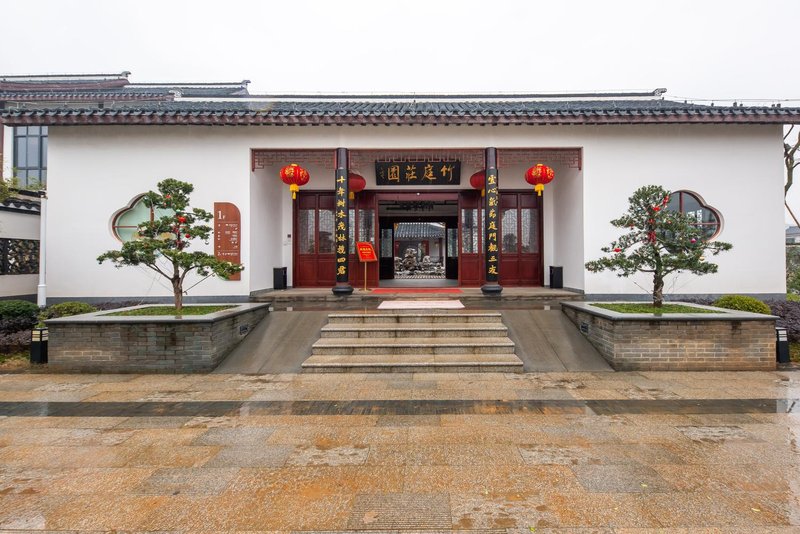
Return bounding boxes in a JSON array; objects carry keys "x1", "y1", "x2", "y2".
[
  {"x1": 203, "y1": 445, "x2": 293, "y2": 468},
  {"x1": 0, "y1": 370, "x2": 798, "y2": 530},
  {"x1": 346, "y1": 492, "x2": 451, "y2": 529}
]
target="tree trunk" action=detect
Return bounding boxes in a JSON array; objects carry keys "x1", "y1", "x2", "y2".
[
  {"x1": 653, "y1": 273, "x2": 664, "y2": 308},
  {"x1": 172, "y1": 278, "x2": 183, "y2": 316}
]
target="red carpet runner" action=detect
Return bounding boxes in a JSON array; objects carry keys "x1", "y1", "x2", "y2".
[{"x1": 371, "y1": 288, "x2": 463, "y2": 294}]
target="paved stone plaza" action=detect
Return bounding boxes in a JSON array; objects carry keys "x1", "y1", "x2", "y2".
[{"x1": 0, "y1": 370, "x2": 798, "y2": 531}]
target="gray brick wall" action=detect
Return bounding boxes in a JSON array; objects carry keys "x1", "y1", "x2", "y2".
[
  {"x1": 562, "y1": 306, "x2": 776, "y2": 371},
  {"x1": 47, "y1": 306, "x2": 268, "y2": 373}
]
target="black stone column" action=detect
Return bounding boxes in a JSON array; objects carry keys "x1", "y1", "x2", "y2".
[
  {"x1": 332, "y1": 147, "x2": 354, "y2": 295},
  {"x1": 481, "y1": 147, "x2": 502, "y2": 295}
]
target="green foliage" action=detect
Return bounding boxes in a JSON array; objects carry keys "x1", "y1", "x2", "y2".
[
  {"x1": 98, "y1": 179, "x2": 244, "y2": 313},
  {"x1": 0, "y1": 174, "x2": 46, "y2": 204},
  {"x1": 787, "y1": 293, "x2": 800, "y2": 302},
  {"x1": 585, "y1": 185, "x2": 732, "y2": 307},
  {"x1": 790, "y1": 342, "x2": 800, "y2": 363},
  {"x1": 106, "y1": 305, "x2": 234, "y2": 316},
  {"x1": 0, "y1": 180, "x2": 10, "y2": 204},
  {"x1": 42, "y1": 301, "x2": 97, "y2": 319},
  {"x1": 786, "y1": 246, "x2": 800, "y2": 295},
  {"x1": 712, "y1": 295, "x2": 772, "y2": 315},
  {"x1": 591, "y1": 303, "x2": 716, "y2": 314},
  {"x1": 0, "y1": 300, "x2": 39, "y2": 320}
]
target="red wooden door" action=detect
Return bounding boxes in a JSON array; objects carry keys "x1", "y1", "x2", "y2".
[
  {"x1": 459, "y1": 191, "x2": 483, "y2": 287},
  {"x1": 294, "y1": 192, "x2": 335, "y2": 287},
  {"x1": 499, "y1": 191, "x2": 542, "y2": 286}
]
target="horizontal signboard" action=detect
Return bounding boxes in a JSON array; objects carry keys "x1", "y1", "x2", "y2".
[{"x1": 375, "y1": 160, "x2": 461, "y2": 186}]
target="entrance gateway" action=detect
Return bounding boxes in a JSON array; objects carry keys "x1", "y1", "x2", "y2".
[
  {"x1": 251, "y1": 147, "x2": 580, "y2": 292},
  {"x1": 294, "y1": 189, "x2": 542, "y2": 289}
]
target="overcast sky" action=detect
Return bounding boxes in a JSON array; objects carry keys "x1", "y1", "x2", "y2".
[
  {"x1": 3, "y1": 0, "x2": 800, "y2": 219},
  {"x1": 2, "y1": 0, "x2": 798, "y2": 101}
]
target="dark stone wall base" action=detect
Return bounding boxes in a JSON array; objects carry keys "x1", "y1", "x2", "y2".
[
  {"x1": 562, "y1": 303, "x2": 776, "y2": 371},
  {"x1": 46, "y1": 304, "x2": 268, "y2": 373}
]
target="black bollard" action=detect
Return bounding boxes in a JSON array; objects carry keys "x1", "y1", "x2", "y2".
[{"x1": 30, "y1": 327, "x2": 48, "y2": 364}]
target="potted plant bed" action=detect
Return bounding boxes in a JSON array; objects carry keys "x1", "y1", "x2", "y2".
[
  {"x1": 561, "y1": 301, "x2": 777, "y2": 371},
  {"x1": 45, "y1": 303, "x2": 268, "y2": 373}
]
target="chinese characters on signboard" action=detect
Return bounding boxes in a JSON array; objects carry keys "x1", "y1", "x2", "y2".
[
  {"x1": 356, "y1": 242, "x2": 377, "y2": 262},
  {"x1": 334, "y1": 170, "x2": 349, "y2": 281},
  {"x1": 375, "y1": 160, "x2": 461, "y2": 186},
  {"x1": 484, "y1": 173, "x2": 500, "y2": 280},
  {"x1": 214, "y1": 202, "x2": 241, "y2": 281}
]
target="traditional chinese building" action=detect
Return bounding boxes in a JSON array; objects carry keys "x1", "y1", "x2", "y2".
[{"x1": 1, "y1": 74, "x2": 799, "y2": 302}]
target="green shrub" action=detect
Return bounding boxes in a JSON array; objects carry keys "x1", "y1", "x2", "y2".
[
  {"x1": 788, "y1": 293, "x2": 800, "y2": 303},
  {"x1": 42, "y1": 301, "x2": 97, "y2": 319},
  {"x1": 712, "y1": 295, "x2": 772, "y2": 315},
  {"x1": 0, "y1": 300, "x2": 39, "y2": 320}
]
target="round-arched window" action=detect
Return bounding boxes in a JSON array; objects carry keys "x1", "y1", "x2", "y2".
[{"x1": 666, "y1": 191, "x2": 722, "y2": 239}]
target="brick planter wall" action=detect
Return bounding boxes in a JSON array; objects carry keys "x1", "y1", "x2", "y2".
[
  {"x1": 46, "y1": 303, "x2": 269, "y2": 373},
  {"x1": 561, "y1": 302, "x2": 776, "y2": 371}
]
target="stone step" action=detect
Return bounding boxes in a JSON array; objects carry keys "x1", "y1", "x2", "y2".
[
  {"x1": 320, "y1": 323, "x2": 508, "y2": 338},
  {"x1": 327, "y1": 312, "x2": 503, "y2": 325},
  {"x1": 311, "y1": 336, "x2": 516, "y2": 356},
  {"x1": 301, "y1": 353, "x2": 524, "y2": 373}
]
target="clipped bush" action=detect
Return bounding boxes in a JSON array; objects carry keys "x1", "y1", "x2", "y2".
[
  {"x1": 0, "y1": 330, "x2": 32, "y2": 353},
  {"x1": 0, "y1": 299, "x2": 39, "y2": 320},
  {"x1": 713, "y1": 295, "x2": 772, "y2": 315},
  {"x1": 42, "y1": 301, "x2": 97, "y2": 319},
  {"x1": 0, "y1": 316, "x2": 38, "y2": 335},
  {"x1": 768, "y1": 301, "x2": 800, "y2": 342}
]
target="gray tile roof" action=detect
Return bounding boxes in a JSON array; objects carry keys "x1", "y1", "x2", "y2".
[
  {"x1": 2, "y1": 97, "x2": 798, "y2": 126},
  {"x1": 394, "y1": 222, "x2": 446, "y2": 239}
]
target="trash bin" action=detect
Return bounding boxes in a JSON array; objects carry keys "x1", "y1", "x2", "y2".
[
  {"x1": 549, "y1": 266, "x2": 563, "y2": 289},
  {"x1": 273, "y1": 267, "x2": 288, "y2": 290},
  {"x1": 30, "y1": 327, "x2": 48, "y2": 364},
  {"x1": 776, "y1": 327, "x2": 790, "y2": 364}
]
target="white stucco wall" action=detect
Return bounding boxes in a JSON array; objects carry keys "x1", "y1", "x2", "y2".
[
  {"x1": 48, "y1": 126, "x2": 252, "y2": 301},
  {"x1": 45, "y1": 122, "x2": 785, "y2": 300},
  {"x1": 1, "y1": 125, "x2": 12, "y2": 180},
  {"x1": 580, "y1": 124, "x2": 785, "y2": 298}
]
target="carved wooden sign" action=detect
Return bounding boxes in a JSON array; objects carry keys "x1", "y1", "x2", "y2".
[
  {"x1": 375, "y1": 160, "x2": 461, "y2": 186},
  {"x1": 214, "y1": 202, "x2": 241, "y2": 281}
]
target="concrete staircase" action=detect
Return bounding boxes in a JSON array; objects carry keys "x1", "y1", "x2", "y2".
[{"x1": 302, "y1": 311, "x2": 523, "y2": 373}]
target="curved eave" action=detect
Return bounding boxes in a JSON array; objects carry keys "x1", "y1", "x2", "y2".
[{"x1": 1, "y1": 110, "x2": 799, "y2": 126}]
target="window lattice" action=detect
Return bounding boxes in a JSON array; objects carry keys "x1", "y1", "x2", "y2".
[{"x1": 0, "y1": 239, "x2": 40, "y2": 275}]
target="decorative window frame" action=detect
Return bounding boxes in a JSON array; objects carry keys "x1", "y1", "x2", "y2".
[
  {"x1": 668, "y1": 190, "x2": 724, "y2": 240},
  {"x1": 110, "y1": 194, "x2": 173, "y2": 242}
]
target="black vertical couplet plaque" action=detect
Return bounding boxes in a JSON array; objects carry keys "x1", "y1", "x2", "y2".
[
  {"x1": 481, "y1": 147, "x2": 503, "y2": 295},
  {"x1": 332, "y1": 147, "x2": 354, "y2": 295}
]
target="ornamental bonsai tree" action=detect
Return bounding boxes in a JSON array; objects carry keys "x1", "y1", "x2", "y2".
[
  {"x1": 585, "y1": 185, "x2": 732, "y2": 308},
  {"x1": 98, "y1": 179, "x2": 243, "y2": 314}
]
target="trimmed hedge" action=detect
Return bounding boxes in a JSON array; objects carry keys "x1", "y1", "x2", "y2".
[
  {"x1": 42, "y1": 301, "x2": 97, "y2": 319},
  {"x1": 0, "y1": 300, "x2": 39, "y2": 320},
  {"x1": 712, "y1": 295, "x2": 772, "y2": 315},
  {"x1": 768, "y1": 301, "x2": 800, "y2": 342},
  {"x1": 0, "y1": 316, "x2": 38, "y2": 335},
  {"x1": 0, "y1": 330, "x2": 31, "y2": 354}
]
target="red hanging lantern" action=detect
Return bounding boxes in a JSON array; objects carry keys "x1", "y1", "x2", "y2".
[
  {"x1": 279, "y1": 163, "x2": 310, "y2": 200},
  {"x1": 348, "y1": 172, "x2": 366, "y2": 200},
  {"x1": 525, "y1": 163, "x2": 555, "y2": 196},
  {"x1": 470, "y1": 170, "x2": 486, "y2": 197}
]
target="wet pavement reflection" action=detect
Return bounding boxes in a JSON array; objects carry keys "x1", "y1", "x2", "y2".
[{"x1": 0, "y1": 370, "x2": 798, "y2": 531}]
